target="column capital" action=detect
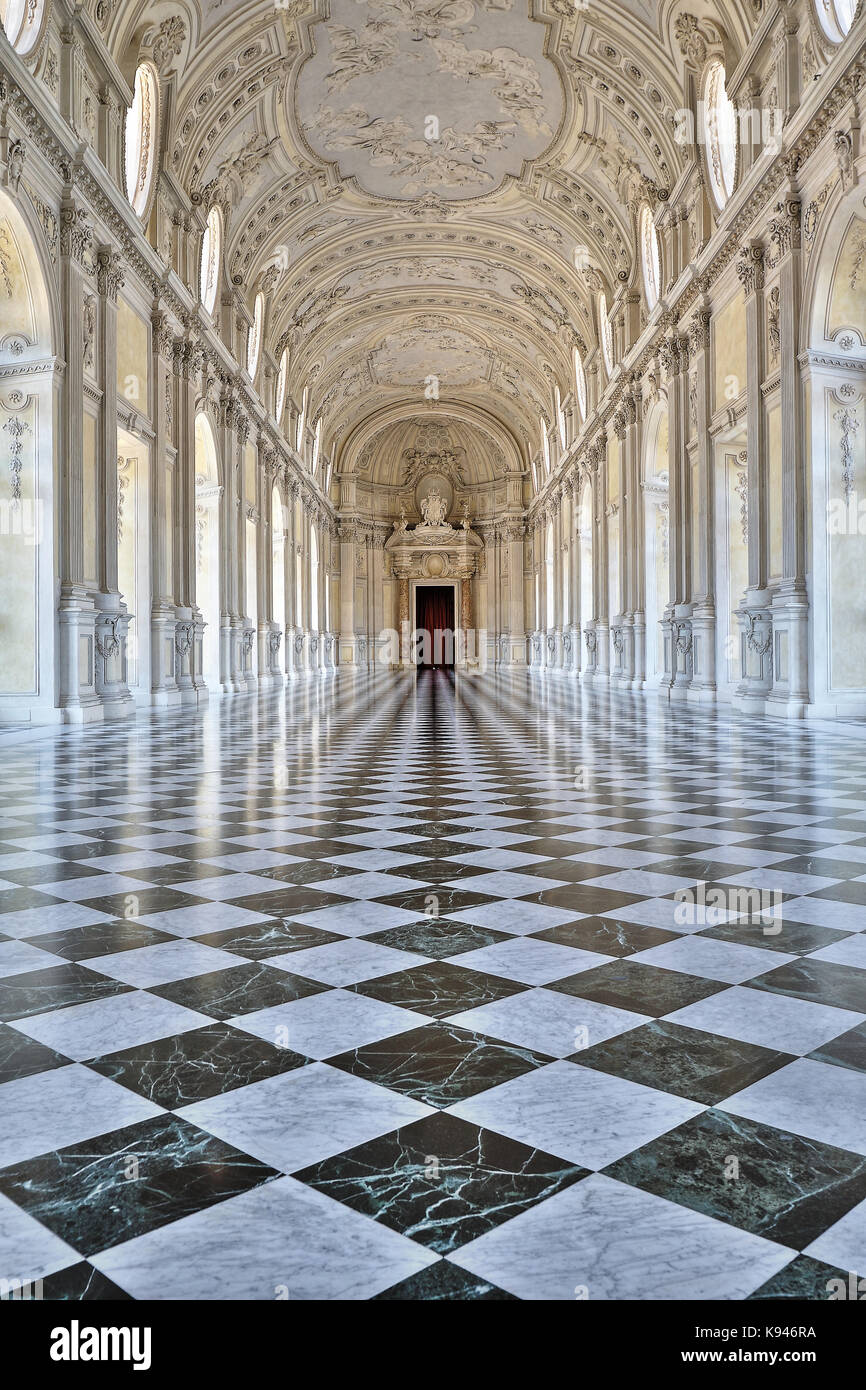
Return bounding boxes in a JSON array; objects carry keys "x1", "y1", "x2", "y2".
[
  {"x1": 768, "y1": 199, "x2": 802, "y2": 261},
  {"x1": 736, "y1": 241, "x2": 765, "y2": 296},
  {"x1": 96, "y1": 246, "x2": 124, "y2": 301}
]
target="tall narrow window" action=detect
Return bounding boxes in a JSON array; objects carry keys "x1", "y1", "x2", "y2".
[
  {"x1": 555, "y1": 384, "x2": 566, "y2": 451},
  {"x1": 598, "y1": 292, "x2": 614, "y2": 377},
  {"x1": 573, "y1": 348, "x2": 587, "y2": 422},
  {"x1": 275, "y1": 348, "x2": 288, "y2": 424},
  {"x1": 541, "y1": 416, "x2": 551, "y2": 474},
  {"x1": 311, "y1": 418, "x2": 322, "y2": 477},
  {"x1": 125, "y1": 64, "x2": 159, "y2": 218},
  {"x1": 200, "y1": 205, "x2": 222, "y2": 315},
  {"x1": 703, "y1": 60, "x2": 737, "y2": 210},
  {"x1": 296, "y1": 387, "x2": 308, "y2": 454},
  {"x1": 640, "y1": 202, "x2": 661, "y2": 311},
  {"x1": 247, "y1": 292, "x2": 264, "y2": 379}
]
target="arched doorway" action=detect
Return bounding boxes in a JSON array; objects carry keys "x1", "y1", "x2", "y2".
[
  {"x1": 805, "y1": 185, "x2": 866, "y2": 716},
  {"x1": 545, "y1": 520, "x2": 555, "y2": 637},
  {"x1": 194, "y1": 413, "x2": 222, "y2": 688},
  {"x1": 579, "y1": 479, "x2": 593, "y2": 636},
  {"x1": 310, "y1": 526, "x2": 319, "y2": 632},
  {"x1": 0, "y1": 187, "x2": 59, "y2": 722},
  {"x1": 272, "y1": 485, "x2": 286, "y2": 679},
  {"x1": 643, "y1": 404, "x2": 670, "y2": 684}
]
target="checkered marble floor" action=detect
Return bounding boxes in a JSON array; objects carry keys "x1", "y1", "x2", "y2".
[{"x1": 2, "y1": 669, "x2": 866, "y2": 1301}]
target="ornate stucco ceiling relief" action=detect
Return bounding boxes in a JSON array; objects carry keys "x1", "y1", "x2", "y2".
[
  {"x1": 99, "y1": 0, "x2": 767, "y2": 512},
  {"x1": 371, "y1": 325, "x2": 492, "y2": 388},
  {"x1": 294, "y1": 0, "x2": 565, "y2": 200}
]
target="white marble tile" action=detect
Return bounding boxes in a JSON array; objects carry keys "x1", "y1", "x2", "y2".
[
  {"x1": 34, "y1": 874, "x2": 151, "y2": 902},
  {"x1": 0, "y1": 1065, "x2": 163, "y2": 1167},
  {"x1": 173, "y1": 873, "x2": 291, "y2": 901},
  {"x1": 452, "y1": 989, "x2": 644, "y2": 1059},
  {"x1": 314, "y1": 871, "x2": 432, "y2": 899},
  {"x1": 449, "y1": 901, "x2": 583, "y2": 935},
  {"x1": 567, "y1": 848, "x2": 673, "y2": 868},
  {"x1": 327, "y1": 849, "x2": 426, "y2": 872},
  {"x1": 134, "y1": 903, "x2": 273, "y2": 937},
  {"x1": 809, "y1": 935, "x2": 866, "y2": 969},
  {"x1": 0, "y1": 939, "x2": 61, "y2": 978},
  {"x1": 631, "y1": 935, "x2": 792, "y2": 984},
  {"x1": 267, "y1": 937, "x2": 427, "y2": 986},
  {"x1": 83, "y1": 940, "x2": 247, "y2": 987},
  {"x1": 450, "y1": 1061, "x2": 704, "y2": 1169},
  {"x1": 232, "y1": 990, "x2": 428, "y2": 1060},
  {"x1": 0, "y1": 903, "x2": 115, "y2": 939},
  {"x1": 769, "y1": 898, "x2": 866, "y2": 932},
  {"x1": 11, "y1": 990, "x2": 208, "y2": 1062},
  {"x1": 453, "y1": 937, "x2": 607, "y2": 985},
  {"x1": 179, "y1": 1063, "x2": 434, "y2": 1173},
  {"x1": 199, "y1": 851, "x2": 305, "y2": 871},
  {"x1": 450, "y1": 849, "x2": 550, "y2": 870},
  {"x1": 719, "y1": 1057, "x2": 866, "y2": 1155},
  {"x1": 0, "y1": 1191, "x2": 81, "y2": 1286},
  {"x1": 451, "y1": 1170, "x2": 792, "y2": 1297},
  {"x1": 805, "y1": 1196, "x2": 866, "y2": 1277},
  {"x1": 718, "y1": 868, "x2": 840, "y2": 895},
  {"x1": 291, "y1": 902, "x2": 421, "y2": 937},
  {"x1": 667, "y1": 985, "x2": 864, "y2": 1054},
  {"x1": 92, "y1": 1176, "x2": 437, "y2": 1299}
]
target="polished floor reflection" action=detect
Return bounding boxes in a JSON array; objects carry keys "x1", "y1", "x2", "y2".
[{"x1": 1, "y1": 671, "x2": 866, "y2": 1299}]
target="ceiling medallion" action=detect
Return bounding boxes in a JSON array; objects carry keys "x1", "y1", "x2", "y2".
[{"x1": 295, "y1": 0, "x2": 564, "y2": 202}]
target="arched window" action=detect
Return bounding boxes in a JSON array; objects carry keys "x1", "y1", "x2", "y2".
[
  {"x1": 573, "y1": 348, "x2": 587, "y2": 422},
  {"x1": 703, "y1": 60, "x2": 737, "y2": 210},
  {"x1": 640, "y1": 202, "x2": 661, "y2": 311},
  {"x1": 0, "y1": 0, "x2": 44, "y2": 53},
  {"x1": 541, "y1": 416, "x2": 551, "y2": 474},
  {"x1": 247, "y1": 292, "x2": 264, "y2": 379},
  {"x1": 815, "y1": 0, "x2": 856, "y2": 40},
  {"x1": 555, "y1": 384, "x2": 566, "y2": 451},
  {"x1": 296, "y1": 387, "x2": 308, "y2": 454},
  {"x1": 598, "y1": 292, "x2": 614, "y2": 377},
  {"x1": 311, "y1": 418, "x2": 322, "y2": 477},
  {"x1": 310, "y1": 528, "x2": 319, "y2": 631},
  {"x1": 194, "y1": 413, "x2": 222, "y2": 685},
  {"x1": 272, "y1": 486, "x2": 286, "y2": 638},
  {"x1": 200, "y1": 205, "x2": 222, "y2": 315},
  {"x1": 545, "y1": 522, "x2": 555, "y2": 629},
  {"x1": 124, "y1": 63, "x2": 159, "y2": 218},
  {"x1": 275, "y1": 348, "x2": 288, "y2": 424}
]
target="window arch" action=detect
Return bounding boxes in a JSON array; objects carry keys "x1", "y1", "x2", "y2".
[
  {"x1": 124, "y1": 63, "x2": 159, "y2": 219},
  {"x1": 573, "y1": 348, "x2": 587, "y2": 422},
  {"x1": 815, "y1": 0, "x2": 856, "y2": 40},
  {"x1": 598, "y1": 292, "x2": 614, "y2": 377},
  {"x1": 311, "y1": 418, "x2": 322, "y2": 477},
  {"x1": 0, "y1": 0, "x2": 45, "y2": 53},
  {"x1": 639, "y1": 202, "x2": 661, "y2": 311},
  {"x1": 296, "y1": 386, "x2": 308, "y2": 454},
  {"x1": 703, "y1": 60, "x2": 737, "y2": 211},
  {"x1": 200, "y1": 205, "x2": 223, "y2": 315},
  {"x1": 310, "y1": 527, "x2": 319, "y2": 631},
  {"x1": 247, "y1": 292, "x2": 264, "y2": 379},
  {"x1": 555, "y1": 383, "x2": 566, "y2": 451},
  {"x1": 275, "y1": 348, "x2": 288, "y2": 424}
]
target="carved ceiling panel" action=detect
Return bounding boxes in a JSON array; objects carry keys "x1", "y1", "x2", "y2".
[{"x1": 99, "y1": 0, "x2": 764, "y2": 467}]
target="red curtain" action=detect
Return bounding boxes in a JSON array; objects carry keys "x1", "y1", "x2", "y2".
[{"x1": 416, "y1": 586, "x2": 455, "y2": 666}]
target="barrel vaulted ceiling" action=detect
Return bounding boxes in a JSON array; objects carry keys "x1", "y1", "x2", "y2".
[{"x1": 101, "y1": 0, "x2": 761, "y2": 475}]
